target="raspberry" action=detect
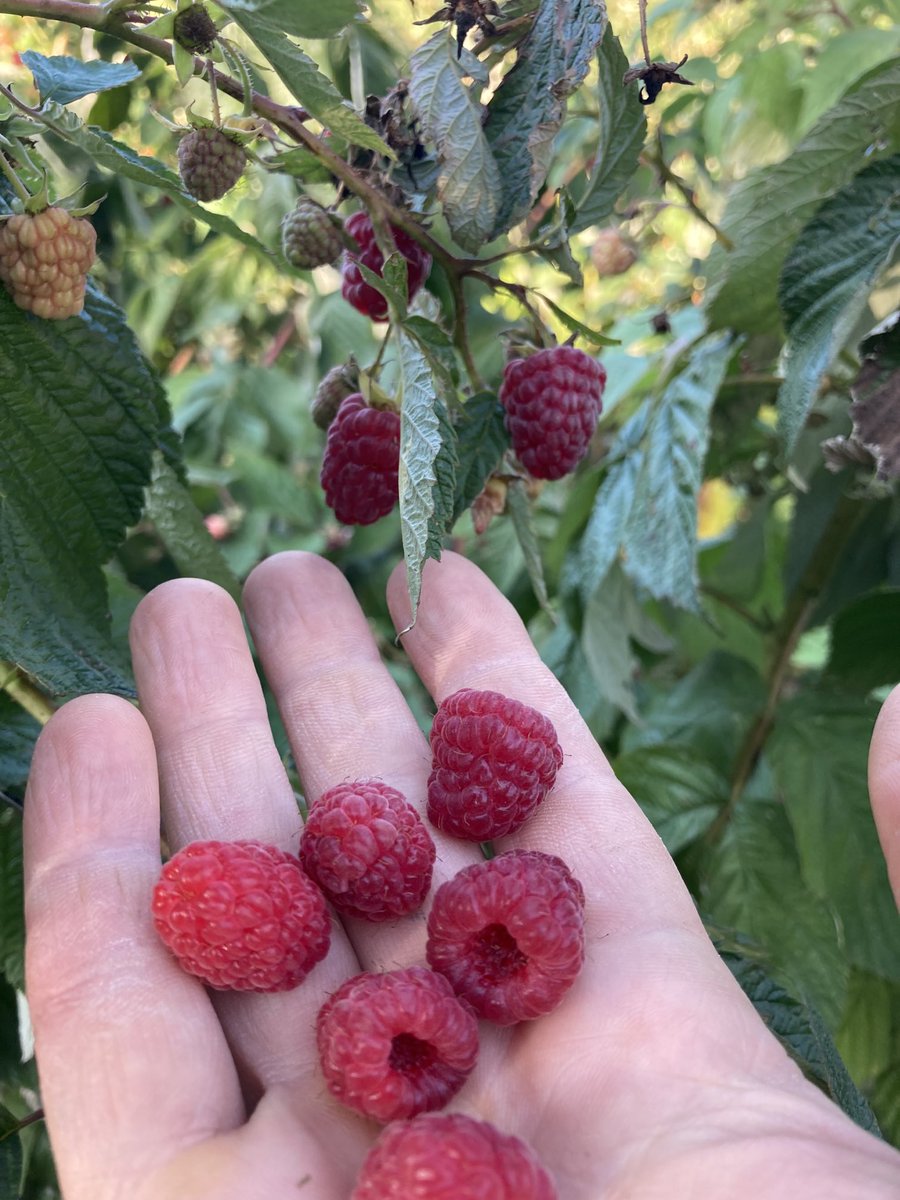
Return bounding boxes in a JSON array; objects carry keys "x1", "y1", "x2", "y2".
[
  {"x1": 352, "y1": 1113, "x2": 558, "y2": 1200},
  {"x1": 341, "y1": 210, "x2": 432, "y2": 322},
  {"x1": 590, "y1": 226, "x2": 637, "y2": 276},
  {"x1": 427, "y1": 688, "x2": 563, "y2": 841},
  {"x1": 281, "y1": 197, "x2": 345, "y2": 270},
  {"x1": 151, "y1": 840, "x2": 330, "y2": 992},
  {"x1": 317, "y1": 966, "x2": 478, "y2": 1121},
  {"x1": 426, "y1": 850, "x2": 585, "y2": 1025},
  {"x1": 311, "y1": 360, "x2": 359, "y2": 430},
  {"x1": 299, "y1": 780, "x2": 435, "y2": 921},
  {"x1": 0, "y1": 207, "x2": 96, "y2": 320},
  {"x1": 173, "y1": 2, "x2": 218, "y2": 53},
  {"x1": 320, "y1": 393, "x2": 400, "y2": 525},
  {"x1": 499, "y1": 345, "x2": 606, "y2": 480},
  {"x1": 177, "y1": 127, "x2": 245, "y2": 202}
]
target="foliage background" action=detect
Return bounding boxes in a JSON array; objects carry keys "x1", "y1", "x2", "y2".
[{"x1": 0, "y1": 0, "x2": 899, "y2": 1192}]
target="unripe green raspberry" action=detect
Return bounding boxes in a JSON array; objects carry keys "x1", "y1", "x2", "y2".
[
  {"x1": 177, "y1": 127, "x2": 245, "y2": 202},
  {"x1": 312, "y1": 361, "x2": 359, "y2": 430},
  {"x1": 282, "y1": 198, "x2": 345, "y2": 270},
  {"x1": 173, "y1": 3, "x2": 218, "y2": 54}
]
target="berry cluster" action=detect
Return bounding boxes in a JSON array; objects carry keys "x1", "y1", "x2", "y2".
[{"x1": 152, "y1": 687, "x2": 578, "y2": 1197}]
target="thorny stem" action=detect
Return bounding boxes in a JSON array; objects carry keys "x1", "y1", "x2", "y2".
[
  {"x1": 206, "y1": 56, "x2": 221, "y2": 127},
  {"x1": 638, "y1": 0, "x2": 652, "y2": 66},
  {"x1": 449, "y1": 272, "x2": 485, "y2": 390},
  {"x1": 705, "y1": 490, "x2": 865, "y2": 846}
]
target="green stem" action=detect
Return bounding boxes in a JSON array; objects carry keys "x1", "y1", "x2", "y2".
[
  {"x1": 706, "y1": 490, "x2": 865, "y2": 845},
  {"x1": 0, "y1": 147, "x2": 31, "y2": 203},
  {"x1": 0, "y1": 661, "x2": 55, "y2": 725}
]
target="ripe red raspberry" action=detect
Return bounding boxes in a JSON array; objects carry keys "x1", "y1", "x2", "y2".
[
  {"x1": 341, "y1": 210, "x2": 431, "y2": 321},
  {"x1": 426, "y1": 850, "x2": 585, "y2": 1025},
  {"x1": 152, "y1": 840, "x2": 330, "y2": 992},
  {"x1": 427, "y1": 688, "x2": 563, "y2": 841},
  {"x1": 320, "y1": 393, "x2": 400, "y2": 525},
  {"x1": 177, "y1": 127, "x2": 245, "y2": 201},
  {"x1": 317, "y1": 966, "x2": 478, "y2": 1121},
  {"x1": 0, "y1": 207, "x2": 96, "y2": 320},
  {"x1": 352, "y1": 1113, "x2": 558, "y2": 1200},
  {"x1": 499, "y1": 345, "x2": 606, "y2": 480},
  {"x1": 300, "y1": 780, "x2": 435, "y2": 921},
  {"x1": 281, "y1": 197, "x2": 344, "y2": 270}
]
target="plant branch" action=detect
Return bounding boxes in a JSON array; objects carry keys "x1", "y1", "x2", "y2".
[
  {"x1": 706, "y1": 490, "x2": 864, "y2": 845},
  {"x1": 638, "y1": 0, "x2": 652, "y2": 66},
  {"x1": 0, "y1": 661, "x2": 56, "y2": 725}
]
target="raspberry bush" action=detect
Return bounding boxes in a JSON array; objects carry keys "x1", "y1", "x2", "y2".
[{"x1": 2, "y1": 0, "x2": 900, "y2": 1189}]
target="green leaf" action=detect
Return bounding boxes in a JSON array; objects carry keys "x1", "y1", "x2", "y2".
[
  {"x1": 702, "y1": 797, "x2": 848, "y2": 1027},
  {"x1": 402, "y1": 316, "x2": 459, "y2": 385},
  {"x1": 357, "y1": 260, "x2": 407, "y2": 318},
  {"x1": 580, "y1": 562, "x2": 640, "y2": 720},
  {"x1": 37, "y1": 104, "x2": 271, "y2": 258},
  {"x1": 452, "y1": 393, "x2": 508, "y2": 520},
  {"x1": 0, "y1": 1104, "x2": 23, "y2": 1200},
  {"x1": 777, "y1": 156, "x2": 900, "y2": 452},
  {"x1": 825, "y1": 590, "x2": 900, "y2": 692},
  {"x1": 398, "y1": 330, "x2": 457, "y2": 622},
  {"x1": 409, "y1": 32, "x2": 502, "y2": 252},
  {"x1": 507, "y1": 477, "x2": 551, "y2": 614},
  {"x1": 769, "y1": 694, "x2": 900, "y2": 982},
  {"x1": 22, "y1": 50, "x2": 140, "y2": 105},
  {"x1": 219, "y1": 0, "x2": 359, "y2": 39},
  {"x1": 577, "y1": 333, "x2": 732, "y2": 610},
  {"x1": 144, "y1": 454, "x2": 241, "y2": 602},
  {"x1": 619, "y1": 653, "x2": 766, "y2": 774},
  {"x1": 615, "y1": 745, "x2": 726, "y2": 853},
  {"x1": 835, "y1": 970, "x2": 894, "y2": 1087},
  {"x1": 707, "y1": 58, "x2": 900, "y2": 334},
  {"x1": 0, "y1": 695, "x2": 39, "y2": 793},
  {"x1": 538, "y1": 295, "x2": 618, "y2": 345},
  {"x1": 484, "y1": 0, "x2": 608, "y2": 237},
  {"x1": 569, "y1": 24, "x2": 647, "y2": 233},
  {"x1": 0, "y1": 810, "x2": 24, "y2": 990},
  {"x1": 715, "y1": 936, "x2": 881, "y2": 1135},
  {"x1": 218, "y1": 13, "x2": 390, "y2": 154},
  {"x1": 0, "y1": 265, "x2": 173, "y2": 695}
]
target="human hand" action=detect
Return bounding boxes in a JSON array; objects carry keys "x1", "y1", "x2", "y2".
[{"x1": 23, "y1": 551, "x2": 900, "y2": 1199}]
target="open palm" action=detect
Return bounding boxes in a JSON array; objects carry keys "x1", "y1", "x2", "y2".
[{"x1": 24, "y1": 552, "x2": 900, "y2": 1199}]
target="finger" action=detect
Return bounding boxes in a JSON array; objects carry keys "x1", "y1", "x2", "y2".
[
  {"x1": 129, "y1": 580, "x2": 358, "y2": 1094},
  {"x1": 386, "y1": 552, "x2": 702, "y2": 936},
  {"x1": 243, "y1": 552, "x2": 481, "y2": 973},
  {"x1": 24, "y1": 696, "x2": 243, "y2": 1200},
  {"x1": 869, "y1": 683, "x2": 900, "y2": 905}
]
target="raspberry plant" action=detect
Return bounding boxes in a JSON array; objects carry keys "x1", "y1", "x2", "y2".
[{"x1": 1, "y1": 0, "x2": 900, "y2": 1189}]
